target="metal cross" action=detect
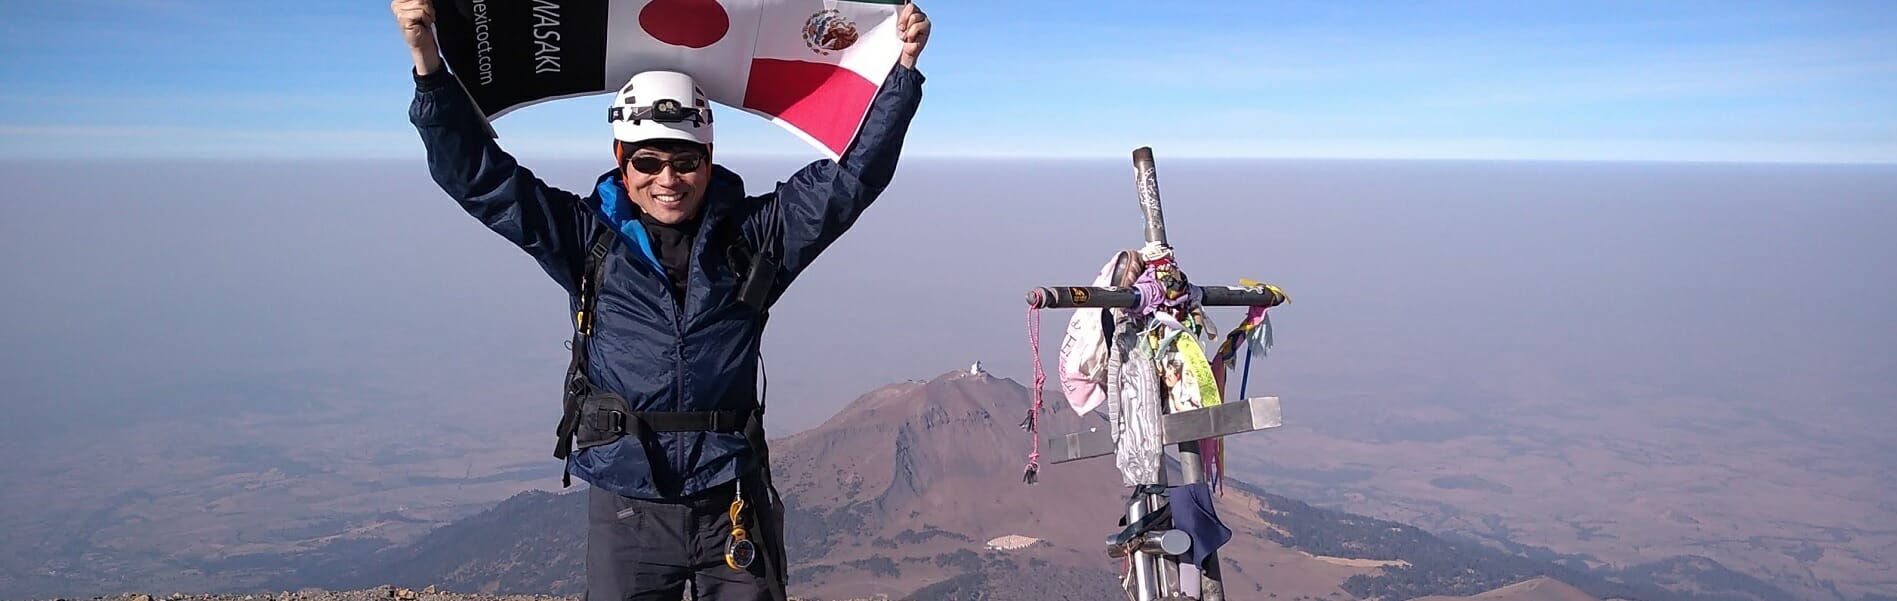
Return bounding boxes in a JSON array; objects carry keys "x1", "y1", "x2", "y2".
[{"x1": 1024, "y1": 147, "x2": 1290, "y2": 601}]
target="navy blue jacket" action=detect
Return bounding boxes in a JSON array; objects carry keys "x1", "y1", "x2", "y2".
[{"x1": 409, "y1": 64, "x2": 924, "y2": 499}]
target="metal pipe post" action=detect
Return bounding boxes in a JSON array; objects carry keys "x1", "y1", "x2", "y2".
[
  {"x1": 1131, "y1": 147, "x2": 1226, "y2": 601},
  {"x1": 1152, "y1": 490, "x2": 1176, "y2": 597},
  {"x1": 1025, "y1": 285, "x2": 1285, "y2": 310},
  {"x1": 1132, "y1": 146, "x2": 1169, "y2": 248},
  {"x1": 1126, "y1": 493, "x2": 1158, "y2": 601}
]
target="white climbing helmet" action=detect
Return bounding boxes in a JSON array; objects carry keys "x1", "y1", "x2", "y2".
[{"x1": 607, "y1": 71, "x2": 713, "y2": 147}]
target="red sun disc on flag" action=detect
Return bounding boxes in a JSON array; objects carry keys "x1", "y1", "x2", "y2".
[{"x1": 640, "y1": 0, "x2": 730, "y2": 49}]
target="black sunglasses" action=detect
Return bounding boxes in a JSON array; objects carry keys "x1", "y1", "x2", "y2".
[{"x1": 627, "y1": 154, "x2": 704, "y2": 175}]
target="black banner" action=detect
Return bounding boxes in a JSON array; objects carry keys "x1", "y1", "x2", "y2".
[{"x1": 430, "y1": 0, "x2": 610, "y2": 119}]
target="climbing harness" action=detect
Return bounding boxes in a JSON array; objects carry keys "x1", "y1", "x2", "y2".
[
  {"x1": 550, "y1": 196, "x2": 792, "y2": 601},
  {"x1": 554, "y1": 198, "x2": 779, "y2": 480}
]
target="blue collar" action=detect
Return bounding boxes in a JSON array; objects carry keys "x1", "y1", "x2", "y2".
[
  {"x1": 595, "y1": 177, "x2": 662, "y2": 272},
  {"x1": 591, "y1": 165, "x2": 747, "y2": 272}
]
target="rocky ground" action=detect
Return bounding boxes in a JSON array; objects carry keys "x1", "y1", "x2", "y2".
[
  {"x1": 43, "y1": 588, "x2": 876, "y2": 601},
  {"x1": 38, "y1": 588, "x2": 573, "y2": 601}
]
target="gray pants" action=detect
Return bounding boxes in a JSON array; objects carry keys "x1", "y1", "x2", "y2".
[{"x1": 586, "y1": 482, "x2": 771, "y2": 601}]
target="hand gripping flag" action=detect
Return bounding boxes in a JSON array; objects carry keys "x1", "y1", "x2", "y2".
[{"x1": 429, "y1": 0, "x2": 907, "y2": 159}]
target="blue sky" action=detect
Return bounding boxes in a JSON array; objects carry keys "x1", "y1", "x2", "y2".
[{"x1": 1, "y1": 1, "x2": 1892, "y2": 162}]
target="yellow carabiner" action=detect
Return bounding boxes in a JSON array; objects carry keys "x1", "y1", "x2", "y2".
[{"x1": 725, "y1": 497, "x2": 755, "y2": 570}]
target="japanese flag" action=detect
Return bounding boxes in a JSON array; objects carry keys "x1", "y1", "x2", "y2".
[{"x1": 431, "y1": 0, "x2": 907, "y2": 159}]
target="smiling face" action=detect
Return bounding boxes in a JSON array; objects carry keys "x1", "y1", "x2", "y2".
[{"x1": 620, "y1": 141, "x2": 711, "y2": 224}]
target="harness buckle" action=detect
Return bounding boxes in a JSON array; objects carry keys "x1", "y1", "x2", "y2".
[{"x1": 596, "y1": 409, "x2": 627, "y2": 434}]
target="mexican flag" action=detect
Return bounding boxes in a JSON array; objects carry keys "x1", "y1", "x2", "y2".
[{"x1": 430, "y1": 0, "x2": 906, "y2": 159}]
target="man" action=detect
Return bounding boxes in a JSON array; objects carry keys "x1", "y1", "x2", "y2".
[{"x1": 390, "y1": 1, "x2": 929, "y2": 599}]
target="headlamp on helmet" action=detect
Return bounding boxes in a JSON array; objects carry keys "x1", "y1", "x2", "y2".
[{"x1": 608, "y1": 71, "x2": 714, "y2": 147}]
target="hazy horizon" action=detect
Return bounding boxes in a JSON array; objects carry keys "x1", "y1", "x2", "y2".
[
  {"x1": 5, "y1": 156, "x2": 1893, "y2": 436},
  {"x1": 3, "y1": 156, "x2": 1894, "y2": 598}
]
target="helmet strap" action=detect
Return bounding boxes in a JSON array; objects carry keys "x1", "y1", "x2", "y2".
[{"x1": 613, "y1": 141, "x2": 635, "y2": 203}]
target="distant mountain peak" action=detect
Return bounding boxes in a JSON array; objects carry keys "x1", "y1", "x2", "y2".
[
  {"x1": 816, "y1": 367, "x2": 1041, "y2": 434},
  {"x1": 313, "y1": 368, "x2": 1788, "y2": 601}
]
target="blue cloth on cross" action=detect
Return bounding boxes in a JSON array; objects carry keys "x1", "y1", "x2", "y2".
[{"x1": 1169, "y1": 482, "x2": 1231, "y2": 570}]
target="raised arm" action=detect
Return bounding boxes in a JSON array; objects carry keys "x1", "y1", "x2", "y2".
[{"x1": 395, "y1": 0, "x2": 588, "y2": 293}]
